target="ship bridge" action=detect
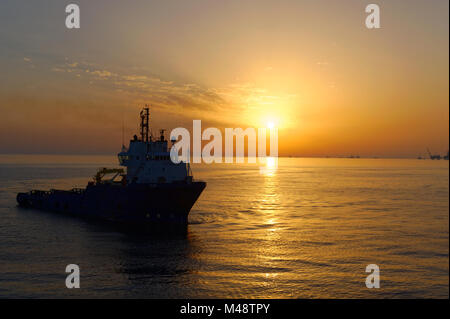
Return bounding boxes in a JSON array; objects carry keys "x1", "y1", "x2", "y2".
[{"x1": 117, "y1": 107, "x2": 190, "y2": 184}]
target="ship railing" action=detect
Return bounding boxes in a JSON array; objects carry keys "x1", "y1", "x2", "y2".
[
  {"x1": 30, "y1": 190, "x2": 52, "y2": 196},
  {"x1": 71, "y1": 188, "x2": 85, "y2": 194}
]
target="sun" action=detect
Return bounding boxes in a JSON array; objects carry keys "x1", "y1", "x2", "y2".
[{"x1": 267, "y1": 121, "x2": 275, "y2": 129}]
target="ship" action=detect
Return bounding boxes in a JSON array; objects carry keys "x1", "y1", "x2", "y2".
[{"x1": 16, "y1": 107, "x2": 206, "y2": 229}]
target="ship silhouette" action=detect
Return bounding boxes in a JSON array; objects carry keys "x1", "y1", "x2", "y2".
[{"x1": 17, "y1": 107, "x2": 206, "y2": 228}]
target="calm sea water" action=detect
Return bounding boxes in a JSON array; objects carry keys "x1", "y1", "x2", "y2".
[{"x1": 0, "y1": 155, "x2": 448, "y2": 298}]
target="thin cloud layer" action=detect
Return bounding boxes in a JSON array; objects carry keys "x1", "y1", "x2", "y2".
[{"x1": 49, "y1": 59, "x2": 295, "y2": 126}]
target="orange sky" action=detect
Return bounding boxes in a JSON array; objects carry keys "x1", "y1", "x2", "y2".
[{"x1": 0, "y1": 0, "x2": 448, "y2": 157}]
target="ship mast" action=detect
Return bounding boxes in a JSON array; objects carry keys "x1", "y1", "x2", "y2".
[{"x1": 140, "y1": 106, "x2": 150, "y2": 142}]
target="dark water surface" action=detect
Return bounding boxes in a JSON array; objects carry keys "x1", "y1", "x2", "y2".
[{"x1": 0, "y1": 155, "x2": 448, "y2": 298}]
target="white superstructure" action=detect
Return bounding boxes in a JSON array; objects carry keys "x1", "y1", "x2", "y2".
[{"x1": 117, "y1": 107, "x2": 190, "y2": 184}]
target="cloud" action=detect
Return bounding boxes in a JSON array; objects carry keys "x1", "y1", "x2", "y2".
[
  {"x1": 122, "y1": 75, "x2": 148, "y2": 81},
  {"x1": 90, "y1": 70, "x2": 117, "y2": 78},
  {"x1": 48, "y1": 59, "x2": 294, "y2": 125}
]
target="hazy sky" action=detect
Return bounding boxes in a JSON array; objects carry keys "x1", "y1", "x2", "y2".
[{"x1": 0, "y1": 0, "x2": 448, "y2": 157}]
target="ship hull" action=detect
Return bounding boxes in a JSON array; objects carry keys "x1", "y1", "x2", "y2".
[{"x1": 17, "y1": 182, "x2": 206, "y2": 227}]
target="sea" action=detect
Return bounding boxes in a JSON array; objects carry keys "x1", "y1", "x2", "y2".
[{"x1": 0, "y1": 155, "x2": 448, "y2": 298}]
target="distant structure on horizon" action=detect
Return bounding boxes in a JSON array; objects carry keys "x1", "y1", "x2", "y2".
[{"x1": 426, "y1": 148, "x2": 449, "y2": 160}]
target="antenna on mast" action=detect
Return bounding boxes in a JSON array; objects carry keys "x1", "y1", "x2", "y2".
[
  {"x1": 120, "y1": 109, "x2": 128, "y2": 152},
  {"x1": 121, "y1": 113, "x2": 125, "y2": 147},
  {"x1": 140, "y1": 105, "x2": 150, "y2": 142}
]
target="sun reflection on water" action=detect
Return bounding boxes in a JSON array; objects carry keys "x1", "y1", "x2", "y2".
[
  {"x1": 259, "y1": 156, "x2": 278, "y2": 176},
  {"x1": 252, "y1": 157, "x2": 287, "y2": 295}
]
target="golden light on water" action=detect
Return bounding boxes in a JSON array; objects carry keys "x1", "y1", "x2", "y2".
[
  {"x1": 265, "y1": 157, "x2": 277, "y2": 169},
  {"x1": 260, "y1": 156, "x2": 278, "y2": 176}
]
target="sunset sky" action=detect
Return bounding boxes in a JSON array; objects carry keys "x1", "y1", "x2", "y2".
[{"x1": 0, "y1": 0, "x2": 448, "y2": 157}]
